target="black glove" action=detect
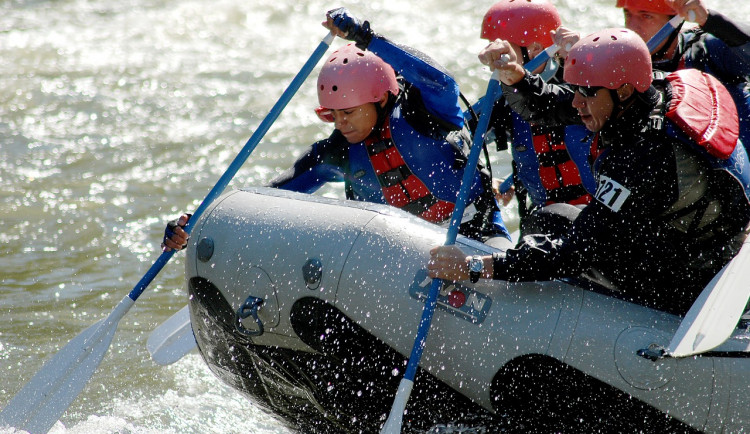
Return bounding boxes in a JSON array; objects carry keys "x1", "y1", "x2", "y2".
[
  {"x1": 327, "y1": 7, "x2": 374, "y2": 50},
  {"x1": 162, "y1": 213, "x2": 192, "y2": 250}
]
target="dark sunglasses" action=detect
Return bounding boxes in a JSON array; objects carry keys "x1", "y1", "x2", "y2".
[{"x1": 571, "y1": 84, "x2": 605, "y2": 98}]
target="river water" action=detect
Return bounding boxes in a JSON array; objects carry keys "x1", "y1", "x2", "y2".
[{"x1": 1, "y1": 1, "x2": 747, "y2": 433}]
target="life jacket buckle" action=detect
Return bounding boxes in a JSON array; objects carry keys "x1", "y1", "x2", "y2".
[{"x1": 650, "y1": 116, "x2": 663, "y2": 131}]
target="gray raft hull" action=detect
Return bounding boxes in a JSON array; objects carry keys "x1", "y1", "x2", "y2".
[{"x1": 185, "y1": 187, "x2": 750, "y2": 433}]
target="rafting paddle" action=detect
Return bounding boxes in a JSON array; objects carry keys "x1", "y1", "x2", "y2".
[
  {"x1": 380, "y1": 69, "x2": 501, "y2": 434},
  {"x1": 666, "y1": 237, "x2": 750, "y2": 357},
  {"x1": 0, "y1": 32, "x2": 335, "y2": 434}
]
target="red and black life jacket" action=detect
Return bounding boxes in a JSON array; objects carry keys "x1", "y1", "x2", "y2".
[
  {"x1": 364, "y1": 121, "x2": 455, "y2": 223},
  {"x1": 507, "y1": 111, "x2": 595, "y2": 209},
  {"x1": 530, "y1": 124, "x2": 593, "y2": 206}
]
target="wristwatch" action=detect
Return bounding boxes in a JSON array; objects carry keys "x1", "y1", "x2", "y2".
[{"x1": 468, "y1": 255, "x2": 484, "y2": 283}]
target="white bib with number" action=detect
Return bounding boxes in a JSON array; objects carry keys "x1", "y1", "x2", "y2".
[{"x1": 595, "y1": 175, "x2": 631, "y2": 212}]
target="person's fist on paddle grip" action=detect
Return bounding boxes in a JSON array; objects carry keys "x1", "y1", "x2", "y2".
[
  {"x1": 478, "y1": 39, "x2": 525, "y2": 86},
  {"x1": 324, "y1": 7, "x2": 374, "y2": 49},
  {"x1": 162, "y1": 214, "x2": 191, "y2": 252}
]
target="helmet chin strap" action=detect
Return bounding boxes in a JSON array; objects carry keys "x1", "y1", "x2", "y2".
[
  {"x1": 368, "y1": 92, "x2": 397, "y2": 139},
  {"x1": 610, "y1": 88, "x2": 637, "y2": 121}
]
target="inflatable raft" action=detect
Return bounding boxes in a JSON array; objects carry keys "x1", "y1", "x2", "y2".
[{"x1": 184, "y1": 187, "x2": 750, "y2": 433}]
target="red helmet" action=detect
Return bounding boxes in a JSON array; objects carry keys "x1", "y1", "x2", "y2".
[
  {"x1": 316, "y1": 44, "x2": 399, "y2": 114},
  {"x1": 480, "y1": 0, "x2": 561, "y2": 47},
  {"x1": 615, "y1": 0, "x2": 675, "y2": 15},
  {"x1": 564, "y1": 28, "x2": 653, "y2": 92}
]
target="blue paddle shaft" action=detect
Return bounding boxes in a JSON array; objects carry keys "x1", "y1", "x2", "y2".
[
  {"x1": 524, "y1": 43, "x2": 559, "y2": 73},
  {"x1": 127, "y1": 33, "x2": 335, "y2": 302},
  {"x1": 647, "y1": 15, "x2": 683, "y2": 53},
  {"x1": 401, "y1": 71, "x2": 501, "y2": 383}
]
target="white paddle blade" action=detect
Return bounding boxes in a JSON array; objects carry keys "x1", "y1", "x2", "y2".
[
  {"x1": 147, "y1": 304, "x2": 196, "y2": 365},
  {"x1": 0, "y1": 296, "x2": 133, "y2": 433},
  {"x1": 667, "y1": 239, "x2": 750, "y2": 357}
]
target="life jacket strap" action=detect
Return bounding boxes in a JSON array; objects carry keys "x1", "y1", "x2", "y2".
[
  {"x1": 365, "y1": 120, "x2": 456, "y2": 223},
  {"x1": 531, "y1": 126, "x2": 593, "y2": 206}
]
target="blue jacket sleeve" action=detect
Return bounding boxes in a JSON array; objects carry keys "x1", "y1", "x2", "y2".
[
  {"x1": 267, "y1": 135, "x2": 347, "y2": 194},
  {"x1": 702, "y1": 10, "x2": 750, "y2": 51},
  {"x1": 367, "y1": 36, "x2": 464, "y2": 129}
]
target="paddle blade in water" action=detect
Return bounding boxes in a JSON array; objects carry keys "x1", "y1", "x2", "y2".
[
  {"x1": 147, "y1": 304, "x2": 196, "y2": 366},
  {"x1": 0, "y1": 296, "x2": 133, "y2": 434}
]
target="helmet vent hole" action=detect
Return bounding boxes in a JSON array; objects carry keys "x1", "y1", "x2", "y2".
[
  {"x1": 332, "y1": 85, "x2": 338, "y2": 92},
  {"x1": 610, "y1": 35, "x2": 618, "y2": 40},
  {"x1": 593, "y1": 36, "x2": 600, "y2": 42},
  {"x1": 342, "y1": 58, "x2": 349, "y2": 64}
]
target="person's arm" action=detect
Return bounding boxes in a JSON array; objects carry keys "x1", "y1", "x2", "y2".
[
  {"x1": 475, "y1": 38, "x2": 579, "y2": 126},
  {"x1": 701, "y1": 10, "x2": 750, "y2": 48},
  {"x1": 427, "y1": 210, "x2": 602, "y2": 283},
  {"x1": 426, "y1": 229, "x2": 581, "y2": 282},
  {"x1": 325, "y1": 8, "x2": 463, "y2": 128},
  {"x1": 268, "y1": 134, "x2": 347, "y2": 193},
  {"x1": 502, "y1": 72, "x2": 581, "y2": 127},
  {"x1": 366, "y1": 37, "x2": 463, "y2": 127},
  {"x1": 488, "y1": 198, "x2": 637, "y2": 282},
  {"x1": 670, "y1": 5, "x2": 750, "y2": 78},
  {"x1": 695, "y1": 11, "x2": 750, "y2": 77},
  {"x1": 428, "y1": 138, "x2": 677, "y2": 283},
  {"x1": 665, "y1": 0, "x2": 750, "y2": 48}
]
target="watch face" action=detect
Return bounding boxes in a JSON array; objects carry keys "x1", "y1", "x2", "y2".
[{"x1": 470, "y1": 257, "x2": 483, "y2": 273}]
